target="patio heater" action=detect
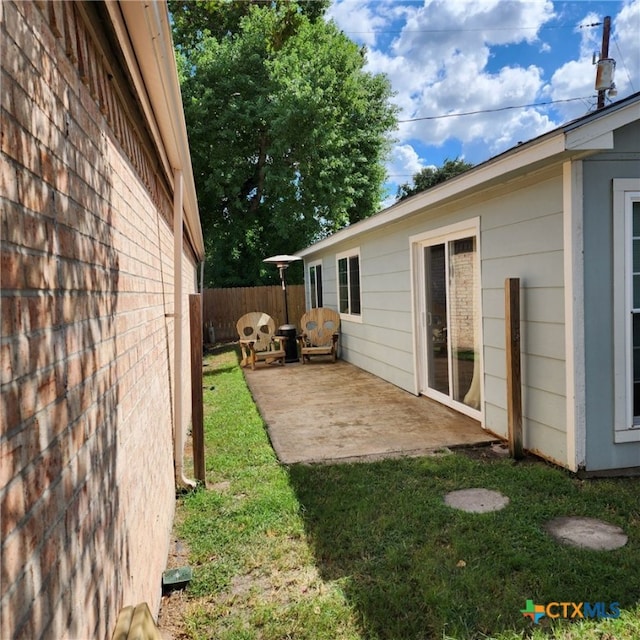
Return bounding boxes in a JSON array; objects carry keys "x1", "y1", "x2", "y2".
[{"x1": 263, "y1": 254, "x2": 302, "y2": 362}]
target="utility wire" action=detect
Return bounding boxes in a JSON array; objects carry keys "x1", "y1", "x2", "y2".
[
  {"x1": 613, "y1": 34, "x2": 636, "y2": 93},
  {"x1": 342, "y1": 22, "x2": 602, "y2": 35},
  {"x1": 397, "y1": 96, "x2": 594, "y2": 123}
]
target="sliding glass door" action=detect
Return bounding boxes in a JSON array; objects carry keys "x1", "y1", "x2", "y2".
[{"x1": 418, "y1": 227, "x2": 481, "y2": 417}]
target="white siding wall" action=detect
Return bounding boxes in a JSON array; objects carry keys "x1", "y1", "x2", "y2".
[
  {"x1": 304, "y1": 169, "x2": 569, "y2": 466},
  {"x1": 478, "y1": 174, "x2": 567, "y2": 464},
  {"x1": 336, "y1": 229, "x2": 416, "y2": 391}
]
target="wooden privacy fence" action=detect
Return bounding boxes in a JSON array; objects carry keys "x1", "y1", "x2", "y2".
[{"x1": 203, "y1": 285, "x2": 306, "y2": 343}]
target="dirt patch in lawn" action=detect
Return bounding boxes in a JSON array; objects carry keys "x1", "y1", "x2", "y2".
[{"x1": 157, "y1": 536, "x2": 192, "y2": 640}]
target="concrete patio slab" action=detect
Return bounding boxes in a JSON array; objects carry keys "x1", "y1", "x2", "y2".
[{"x1": 243, "y1": 360, "x2": 496, "y2": 464}]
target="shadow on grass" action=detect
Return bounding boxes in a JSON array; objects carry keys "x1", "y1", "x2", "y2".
[
  {"x1": 203, "y1": 364, "x2": 237, "y2": 379},
  {"x1": 202, "y1": 344, "x2": 242, "y2": 379},
  {"x1": 287, "y1": 454, "x2": 640, "y2": 640}
]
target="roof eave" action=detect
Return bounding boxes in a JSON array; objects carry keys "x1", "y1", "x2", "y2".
[
  {"x1": 296, "y1": 133, "x2": 569, "y2": 258},
  {"x1": 104, "y1": 0, "x2": 204, "y2": 260},
  {"x1": 298, "y1": 96, "x2": 640, "y2": 259}
]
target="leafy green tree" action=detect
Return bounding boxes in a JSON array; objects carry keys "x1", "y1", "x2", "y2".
[
  {"x1": 171, "y1": 2, "x2": 397, "y2": 286},
  {"x1": 170, "y1": 0, "x2": 329, "y2": 51},
  {"x1": 396, "y1": 158, "x2": 474, "y2": 201}
]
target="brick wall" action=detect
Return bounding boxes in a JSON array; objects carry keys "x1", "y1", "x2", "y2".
[
  {"x1": 426, "y1": 239, "x2": 476, "y2": 351},
  {"x1": 1, "y1": 2, "x2": 196, "y2": 638},
  {"x1": 449, "y1": 238, "x2": 477, "y2": 352}
]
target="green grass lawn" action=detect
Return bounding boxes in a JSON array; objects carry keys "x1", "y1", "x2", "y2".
[{"x1": 173, "y1": 346, "x2": 640, "y2": 639}]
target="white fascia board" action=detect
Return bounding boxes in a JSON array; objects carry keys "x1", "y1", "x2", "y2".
[
  {"x1": 565, "y1": 100, "x2": 639, "y2": 151},
  {"x1": 297, "y1": 133, "x2": 567, "y2": 258},
  {"x1": 565, "y1": 130, "x2": 614, "y2": 150},
  {"x1": 105, "y1": 1, "x2": 204, "y2": 259}
]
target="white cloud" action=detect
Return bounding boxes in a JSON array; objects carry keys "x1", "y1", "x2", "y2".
[
  {"x1": 544, "y1": 0, "x2": 639, "y2": 120},
  {"x1": 393, "y1": 0, "x2": 555, "y2": 57},
  {"x1": 359, "y1": 0, "x2": 559, "y2": 155},
  {"x1": 326, "y1": 0, "x2": 391, "y2": 47},
  {"x1": 614, "y1": 0, "x2": 640, "y2": 92},
  {"x1": 329, "y1": 0, "x2": 639, "y2": 187},
  {"x1": 379, "y1": 143, "x2": 433, "y2": 207},
  {"x1": 382, "y1": 53, "x2": 549, "y2": 154},
  {"x1": 386, "y1": 143, "x2": 429, "y2": 182}
]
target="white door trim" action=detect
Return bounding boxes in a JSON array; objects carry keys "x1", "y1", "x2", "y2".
[{"x1": 410, "y1": 218, "x2": 484, "y2": 423}]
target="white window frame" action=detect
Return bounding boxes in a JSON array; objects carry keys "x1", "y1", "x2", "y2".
[
  {"x1": 307, "y1": 260, "x2": 323, "y2": 309},
  {"x1": 336, "y1": 248, "x2": 362, "y2": 322},
  {"x1": 613, "y1": 179, "x2": 640, "y2": 442}
]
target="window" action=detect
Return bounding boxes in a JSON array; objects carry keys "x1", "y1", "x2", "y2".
[
  {"x1": 308, "y1": 261, "x2": 323, "y2": 309},
  {"x1": 337, "y1": 249, "x2": 361, "y2": 319},
  {"x1": 613, "y1": 180, "x2": 640, "y2": 442}
]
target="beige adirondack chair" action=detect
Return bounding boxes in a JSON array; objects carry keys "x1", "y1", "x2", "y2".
[
  {"x1": 236, "y1": 312, "x2": 286, "y2": 369},
  {"x1": 297, "y1": 307, "x2": 340, "y2": 363}
]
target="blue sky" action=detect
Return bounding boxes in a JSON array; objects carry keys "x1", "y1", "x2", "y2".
[{"x1": 326, "y1": 0, "x2": 640, "y2": 204}]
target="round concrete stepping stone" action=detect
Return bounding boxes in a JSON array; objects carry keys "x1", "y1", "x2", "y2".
[
  {"x1": 444, "y1": 488, "x2": 509, "y2": 513},
  {"x1": 544, "y1": 516, "x2": 628, "y2": 551}
]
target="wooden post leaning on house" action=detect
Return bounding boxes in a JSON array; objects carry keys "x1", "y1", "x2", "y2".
[
  {"x1": 189, "y1": 294, "x2": 206, "y2": 483},
  {"x1": 505, "y1": 278, "x2": 524, "y2": 459}
]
